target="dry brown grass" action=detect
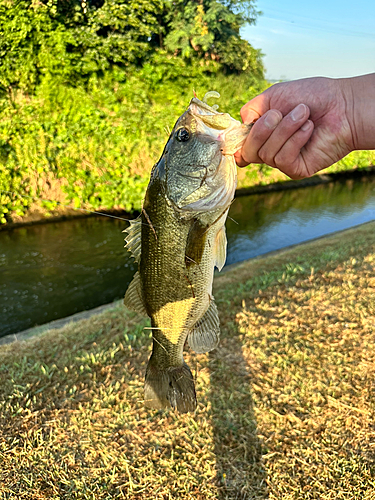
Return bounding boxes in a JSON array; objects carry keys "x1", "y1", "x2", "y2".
[{"x1": 0, "y1": 222, "x2": 374, "y2": 499}]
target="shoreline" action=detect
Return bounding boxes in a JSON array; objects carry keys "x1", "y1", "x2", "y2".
[
  {"x1": 1, "y1": 165, "x2": 374, "y2": 232},
  {"x1": 235, "y1": 164, "x2": 375, "y2": 197},
  {"x1": 2, "y1": 219, "x2": 374, "y2": 346}
]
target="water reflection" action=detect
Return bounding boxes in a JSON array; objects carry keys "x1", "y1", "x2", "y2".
[
  {"x1": 0, "y1": 177, "x2": 374, "y2": 337},
  {"x1": 226, "y1": 178, "x2": 375, "y2": 265},
  {"x1": 0, "y1": 217, "x2": 137, "y2": 336}
]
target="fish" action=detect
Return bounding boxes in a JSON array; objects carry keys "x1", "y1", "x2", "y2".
[{"x1": 124, "y1": 91, "x2": 251, "y2": 413}]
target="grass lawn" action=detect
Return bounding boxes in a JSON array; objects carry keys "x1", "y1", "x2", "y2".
[{"x1": 1, "y1": 222, "x2": 374, "y2": 499}]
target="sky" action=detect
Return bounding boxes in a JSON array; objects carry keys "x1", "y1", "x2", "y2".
[{"x1": 241, "y1": 0, "x2": 375, "y2": 81}]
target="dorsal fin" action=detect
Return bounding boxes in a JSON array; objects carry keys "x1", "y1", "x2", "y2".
[
  {"x1": 124, "y1": 217, "x2": 142, "y2": 263},
  {"x1": 213, "y1": 225, "x2": 227, "y2": 271}
]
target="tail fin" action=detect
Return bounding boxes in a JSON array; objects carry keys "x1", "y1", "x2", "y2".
[{"x1": 144, "y1": 355, "x2": 197, "y2": 413}]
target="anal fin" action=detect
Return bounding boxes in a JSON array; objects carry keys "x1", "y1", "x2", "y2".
[
  {"x1": 124, "y1": 271, "x2": 148, "y2": 316},
  {"x1": 188, "y1": 300, "x2": 220, "y2": 354}
]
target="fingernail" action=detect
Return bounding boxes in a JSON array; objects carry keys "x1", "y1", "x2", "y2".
[
  {"x1": 301, "y1": 120, "x2": 312, "y2": 132},
  {"x1": 264, "y1": 110, "x2": 281, "y2": 129},
  {"x1": 291, "y1": 103, "x2": 307, "y2": 122}
]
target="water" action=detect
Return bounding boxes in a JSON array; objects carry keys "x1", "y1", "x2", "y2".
[
  {"x1": 226, "y1": 177, "x2": 375, "y2": 265},
  {"x1": 1, "y1": 177, "x2": 374, "y2": 337}
]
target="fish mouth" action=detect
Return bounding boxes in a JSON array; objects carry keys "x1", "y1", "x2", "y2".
[
  {"x1": 189, "y1": 97, "x2": 220, "y2": 116},
  {"x1": 188, "y1": 99, "x2": 239, "y2": 144}
]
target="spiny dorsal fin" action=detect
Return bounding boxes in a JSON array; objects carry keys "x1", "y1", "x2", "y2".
[
  {"x1": 124, "y1": 217, "x2": 142, "y2": 263},
  {"x1": 188, "y1": 299, "x2": 220, "y2": 354},
  {"x1": 213, "y1": 225, "x2": 227, "y2": 271},
  {"x1": 124, "y1": 271, "x2": 148, "y2": 316}
]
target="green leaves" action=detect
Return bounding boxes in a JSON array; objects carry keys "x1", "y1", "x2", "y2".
[
  {"x1": 0, "y1": 70, "x2": 267, "y2": 224},
  {"x1": 163, "y1": 0, "x2": 261, "y2": 74},
  {"x1": 0, "y1": 0, "x2": 164, "y2": 91},
  {"x1": 0, "y1": 0, "x2": 263, "y2": 92},
  {"x1": 0, "y1": 0, "x2": 266, "y2": 224}
]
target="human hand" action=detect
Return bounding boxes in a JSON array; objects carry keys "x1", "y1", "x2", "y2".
[{"x1": 235, "y1": 77, "x2": 355, "y2": 179}]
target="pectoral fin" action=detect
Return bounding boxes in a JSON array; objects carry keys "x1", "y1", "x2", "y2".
[
  {"x1": 124, "y1": 217, "x2": 142, "y2": 263},
  {"x1": 188, "y1": 300, "x2": 220, "y2": 353},
  {"x1": 124, "y1": 271, "x2": 148, "y2": 316},
  {"x1": 213, "y1": 225, "x2": 227, "y2": 271}
]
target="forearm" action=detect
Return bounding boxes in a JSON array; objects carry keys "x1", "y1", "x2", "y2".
[{"x1": 340, "y1": 73, "x2": 375, "y2": 150}]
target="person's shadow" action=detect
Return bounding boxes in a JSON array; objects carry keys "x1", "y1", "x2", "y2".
[{"x1": 208, "y1": 294, "x2": 268, "y2": 499}]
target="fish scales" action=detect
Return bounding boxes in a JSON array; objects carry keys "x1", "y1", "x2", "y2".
[{"x1": 124, "y1": 91, "x2": 251, "y2": 413}]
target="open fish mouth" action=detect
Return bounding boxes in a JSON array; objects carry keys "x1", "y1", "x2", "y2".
[
  {"x1": 189, "y1": 93, "x2": 234, "y2": 135},
  {"x1": 189, "y1": 93, "x2": 250, "y2": 154}
]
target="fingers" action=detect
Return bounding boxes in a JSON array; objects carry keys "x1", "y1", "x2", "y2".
[
  {"x1": 235, "y1": 104, "x2": 313, "y2": 173},
  {"x1": 258, "y1": 103, "x2": 310, "y2": 166},
  {"x1": 240, "y1": 92, "x2": 272, "y2": 124},
  {"x1": 273, "y1": 120, "x2": 314, "y2": 178},
  {"x1": 236, "y1": 109, "x2": 283, "y2": 166}
]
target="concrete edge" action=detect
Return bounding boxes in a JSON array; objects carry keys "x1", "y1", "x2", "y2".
[
  {"x1": 1, "y1": 166, "x2": 374, "y2": 232},
  {"x1": 0, "y1": 300, "x2": 123, "y2": 347}
]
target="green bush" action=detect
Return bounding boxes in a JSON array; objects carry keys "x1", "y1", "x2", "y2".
[
  {"x1": 0, "y1": 0, "x2": 261, "y2": 92},
  {"x1": 0, "y1": 69, "x2": 268, "y2": 223},
  {"x1": 0, "y1": 0, "x2": 267, "y2": 223}
]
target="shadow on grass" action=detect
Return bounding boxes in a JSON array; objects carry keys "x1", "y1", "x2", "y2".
[{"x1": 208, "y1": 311, "x2": 268, "y2": 500}]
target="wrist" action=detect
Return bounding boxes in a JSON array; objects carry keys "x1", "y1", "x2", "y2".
[{"x1": 339, "y1": 73, "x2": 375, "y2": 151}]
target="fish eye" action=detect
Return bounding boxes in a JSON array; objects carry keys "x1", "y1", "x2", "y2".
[{"x1": 175, "y1": 128, "x2": 190, "y2": 142}]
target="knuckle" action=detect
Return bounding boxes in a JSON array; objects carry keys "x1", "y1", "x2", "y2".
[
  {"x1": 258, "y1": 145, "x2": 274, "y2": 166},
  {"x1": 252, "y1": 117, "x2": 276, "y2": 140},
  {"x1": 249, "y1": 124, "x2": 266, "y2": 142},
  {"x1": 240, "y1": 103, "x2": 250, "y2": 121},
  {"x1": 274, "y1": 148, "x2": 291, "y2": 166}
]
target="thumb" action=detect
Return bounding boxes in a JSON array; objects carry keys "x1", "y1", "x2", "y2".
[{"x1": 240, "y1": 91, "x2": 272, "y2": 124}]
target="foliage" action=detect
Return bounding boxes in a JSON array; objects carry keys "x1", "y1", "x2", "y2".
[
  {"x1": 0, "y1": 0, "x2": 262, "y2": 92},
  {"x1": 161, "y1": 0, "x2": 263, "y2": 74},
  {"x1": 0, "y1": 0, "x2": 164, "y2": 90},
  {"x1": 0, "y1": 71, "x2": 267, "y2": 224},
  {"x1": 0, "y1": 0, "x2": 267, "y2": 224}
]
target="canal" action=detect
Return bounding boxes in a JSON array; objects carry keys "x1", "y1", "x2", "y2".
[{"x1": 1, "y1": 176, "x2": 374, "y2": 337}]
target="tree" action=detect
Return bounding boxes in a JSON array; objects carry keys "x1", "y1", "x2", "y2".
[
  {"x1": 0, "y1": 0, "x2": 163, "y2": 90},
  {"x1": 0, "y1": 0, "x2": 263, "y2": 92},
  {"x1": 161, "y1": 0, "x2": 262, "y2": 74}
]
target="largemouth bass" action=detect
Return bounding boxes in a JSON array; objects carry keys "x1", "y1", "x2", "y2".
[{"x1": 124, "y1": 92, "x2": 250, "y2": 413}]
